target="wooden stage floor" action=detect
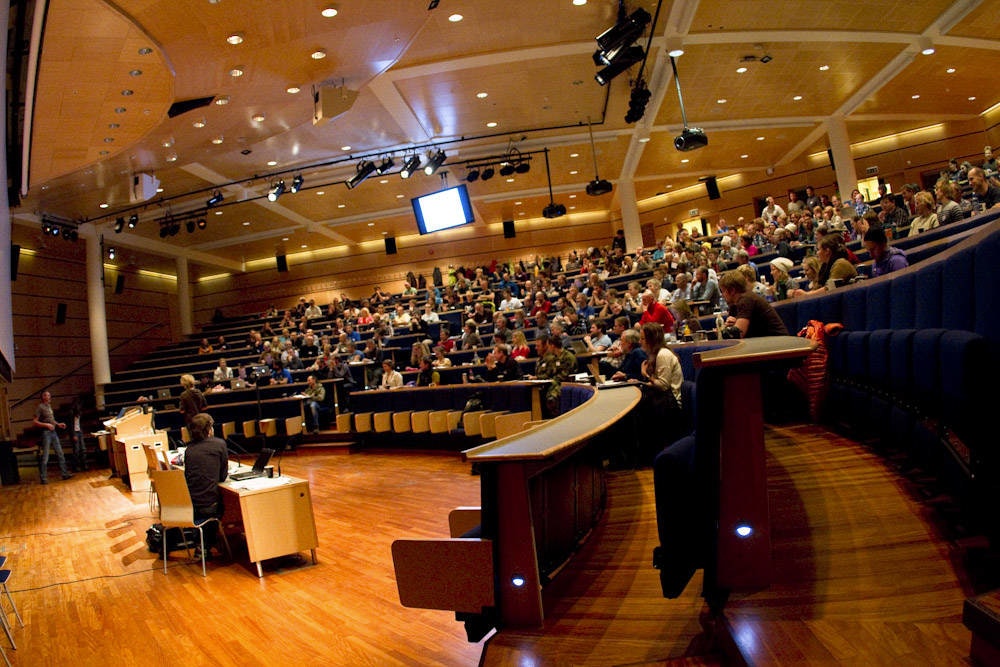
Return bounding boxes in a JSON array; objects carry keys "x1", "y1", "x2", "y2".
[{"x1": 0, "y1": 423, "x2": 986, "y2": 665}]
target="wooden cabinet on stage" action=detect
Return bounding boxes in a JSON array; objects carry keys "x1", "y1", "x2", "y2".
[{"x1": 104, "y1": 408, "x2": 168, "y2": 492}]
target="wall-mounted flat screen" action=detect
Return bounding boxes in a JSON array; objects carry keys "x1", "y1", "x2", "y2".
[{"x1": 411, "y1": 184, "x2": 475, "y2": 234}]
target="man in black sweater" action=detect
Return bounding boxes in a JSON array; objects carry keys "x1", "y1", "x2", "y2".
[{"x1": 183, "y1": 413, "x2": 229, "y2": 554}]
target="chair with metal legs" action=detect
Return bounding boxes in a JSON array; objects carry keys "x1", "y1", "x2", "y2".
[
  {"x1": 150, "y1": 469, "x2": 231, "y2": 577},
  {"x1": 0, "y1": 567, "x2": 24, "y2": 652}
]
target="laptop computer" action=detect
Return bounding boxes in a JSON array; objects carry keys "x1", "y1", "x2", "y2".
[
  {"x1": 157, "y1": 388, "x2": 172, "y2": 400},
  {"x1": 229, "y1": 448, "x2": 273, "y2": 481},
  {"x1": 230, "y1": 378, "x2": 247, "y2": 390}
]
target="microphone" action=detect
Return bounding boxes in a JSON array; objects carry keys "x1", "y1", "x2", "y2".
[{"x1": 273, "y1": 442, "x2": 286, "y2": 478}]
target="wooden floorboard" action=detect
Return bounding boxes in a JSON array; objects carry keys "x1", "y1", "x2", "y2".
[{"x1": 0, "y1": 423, "x2": 986, "y2": 666}]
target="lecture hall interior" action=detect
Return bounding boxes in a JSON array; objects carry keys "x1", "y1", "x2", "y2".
[{"x1": 2, "y1": 0, "x2": 1000, "y2": 665}]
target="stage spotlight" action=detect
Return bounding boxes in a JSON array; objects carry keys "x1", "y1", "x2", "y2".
[
  {"x1": 64, "y1": 227, "x2": 78, "y2": 242},
  {"x1": 50, "y1": 225, "x2": 60, "y2": 237},
  {"x1": 466, "y1": 168, "x2": 480, "y2": 182},
  {"x1": 185, "y1": 219, "x2": 195, "y2": 233},
  {"x1": 114, "y1": 217, "x2": 126, "y2": 233},
  {"x1": 423, "y1": 149, "x2": 446, "y2": 176},
  {"x1": 596, "y1": 8, "x2": 651, "y2": 53},
  {"x1": 290, "y1": 174, "x2": 304, "y2": 193},
  {"x1": 375, "y1": 157, "x2": 395, "y2": 175},
  {"x1": 595, "y1": 45, "x2": 644, "y2": 85},
  {"x1": 108, "y1": 247, "x2": 116, "y2": 260},
  {"x1": 197, "y1": 218, "x2": 207, "y2": 230},
  {"x1": 481, "y1": 166, "x2": 495, "y2": 181},
  {"x1": 515, "y1": 161, "x2": 530, "y2": 174},
  {"x1": 499, "y1": 162, "x2": 516, "y2": 177},
  {"x1": 206, "y1": 190, "x2": 224, "y2": 207},
  {"x1": 400, "y1": 155, "x2": 421, "y2": 179},
  {"x1": 159, "y1": 224, "x2": 168, "y2": 238},
  {"x1": 346, "y1": 160, "x2": 377, "y2": 189},
  {"x1": 169, "y1": 221, "x2": 180, "y2": 236},
  {"x1": 267, "y1": 180, "x2": 286, "y2": 201},
  {"x1": 128, "y1": 214, "x2": 138, "y2": 229}
]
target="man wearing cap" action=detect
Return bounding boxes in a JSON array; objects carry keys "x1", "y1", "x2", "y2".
[{"x1": 767, "y1": 257, "x2": 798, "y2": 301}]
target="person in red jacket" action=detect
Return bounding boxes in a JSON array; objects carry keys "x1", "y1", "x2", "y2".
[{"x1": 638, "y1": 290, "x2": 675, "y2": 332}]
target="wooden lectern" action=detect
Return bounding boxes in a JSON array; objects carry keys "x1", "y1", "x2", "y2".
[{"x1": 104, "y1": 407, "x2": 168, "y2": 492}]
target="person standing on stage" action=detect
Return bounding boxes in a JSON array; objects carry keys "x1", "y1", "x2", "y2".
[{"x1": 33, "y1": 391, "x2": 72, "y2": 484}]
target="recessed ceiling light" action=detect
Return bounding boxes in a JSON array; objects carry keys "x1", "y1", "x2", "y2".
[
  {"x1": 156, "y1": 187, "x2": 164, "y2": 193},
  {"x1": 946, "y1": 68, "x2": 956, "y2": 74},
  {"x1": 448, "y1": 13, "x2": 463, "y2": 22},
  {"x1": 227, "y1": 33, "x2": 244, "y2": 45},
  {"x1": 736, "y1": 67, "x2": 747, "y2": 74},
  {"x1": 267, "y1": 160, "x2": 277, "y2": 166},
  {"x1": 819, "y1": 65, "x2": 830, "y2": 71},
  {"x1": 341, "y1": 145, "x2": 351, "y2": 151},
  {"x1": 569, "y1": 194, "x2": 577, "y2": 199},
  {"x1": 282, "y1": 237, "x2": 289, "y2": 242},
  {"x1": 570, "y1": 170, "x2": 578, "y2": 175},
  {"x1": 570, "y1": 152, "x2": 579, "y2": 158},
  {"x1": 338, "y1": 203, "x2": 346, "y2": 208},
  {"x1": 286, "y1": 86, "x2": 301, "y2": 94},
  {"x1": 396, "y1": 194, "x2": 404, "y2": 198},
  {"x1": 969, "y1": 96, "x2": 977, "y2": 101},
  {"x1": 212, "y1": 136, "x2": 224, "y2": 144},
  {"x1": 129, "y1": 69, "x2": 142, "y2": 77},
  {"x1": 300, "y1": 244, "x2": 308, "y2": 249},
  {"x1": 716, "y1": 98, "x2": 727, "y2": 104},
  {"x1": 166, "y1": 153, "x2": 177, "y2": 162},
  {"x1": 138, "y1": 47, "x2": 153, "y2": 55},
  {"x1": 230, "y1": 66, "x2": 244, "y2": 77},
  {"x1": 792, "y1": 95, "x2": 803, "y2": 101},
  {"x1": 121, "y1": 89, "x2": 133, "y2": 96},
  {"x1": 680, "y1": 158, "x2": 689, "y2": 163},
  {"x1": 911, "y1": 94, "x2": 920, "y2": 99},
  {"x1": 251, "y1": 113, "x2": 265, "y2": 122},
  {"x1": 569, "y1": 206, "x2": 576, "y2": 210},
  {"x1": 381, "y1": 231, "x2": 388, "y2": 236},
  {"x1": 573, "y1": 0, "x2": 587, "y2": 5},
  {"x1": 215, "y1": 96, "x2": 230, "y2": 105},
  {"x1": 367, "y1": 222, "x2": 375, "y2": 227},
  {"x1": 242, "y1": 221, "x2": 251, "y2": 226},
  {"x1": 514, "y1": 201, "x2": 522, "y2": 205},
  {"x1": 192, "y1": 119, "x2": 206, "y2": 128},
  {"x1": 321, "y1": 6, "x2": 338, "y2": 17},
  {"x1": 99, "y1": 203, "x2": 109, "y2": 209},
  {"x1": 311, "y1": 49, "x2": 327, "y2": 60},
  {"x1": 379, "y1": 178, "x2": 388, "y2": 184},
  {"x1": 215, "y1": 210, "x2": 223, "y2": 215},
  {"x1": 639, "y1": 136, "x2": 650, "y2": 143},
  {"x1": 316, "y1": 190, "x2": 325, "y2": 195},
  {"x1": 476, "y1": 91, "x2": 488, "y2": 99},
  {"x1": 740, "y1": 154, "x2": 749, "y2": 159},
  {"x1": 756, "y1": 136, "x2": 765, "y2": 141},
  {"x1": 486, "y1": 121, "x2": 498, "y2": 128},
  {"x1": 506, "y1": 177, "x2": 514, "y2": 182}
]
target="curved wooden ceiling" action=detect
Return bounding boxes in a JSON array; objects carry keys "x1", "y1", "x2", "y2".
[{"x1": 14, "y1": 0, "x2": 1000, "y2": 278}]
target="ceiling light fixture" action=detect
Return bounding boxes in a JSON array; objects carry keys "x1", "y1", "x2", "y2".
[
  {"x1": 206, "y1": 190, "x2": 224, "y2": 207},
  {"x1": 268, "y1": 180, "x2": 286, "y2": 201},
  {"x1": 625, "y1": 78, "x2": 651, "y2": 123},
  {"x1": 481, "y1": 166, "x2": 495, "y2": 181},
  {"x1": 375, "y1": 156, "x2": 395, "y2": 175},
  {"x1": 400, "y1": 155, "x2": 421, "y2": 179},
  {"x1": 466, "y1": 167, "x2": 480, "y2": 182},
  {"x1": 185, "y1": 219, "x2": 196, "y2": 234},
  {"x1": 197, "y1": 218, "x2": 207, "y2": 230},
  {"x1": 346, "y1": 160, "x2": 377, "y2": 189},
  {"x1": 321, "y1": 6, "x2": 338, "y2": 18},
  {"x1": 114, "y1": 217, "x2": 125, "y2": 233},
  {"x1": 226, "y1": 33, "x2": 244, "y2": 45},
  {"x1": 108, "y1": 247, "x2": 116, "y2": 259},
  {"x1": 918, "y1": 36, "x2": 935, "y2": 56},
  {"x1": 423, "y1": 149, "x2": 446, "y2": 176},
  {"x1": 128, "y1": 214, "x2": 138, "y2": 229},
  {"x1": 291, "y1": 174, "x2": 304, "y2": 193}
]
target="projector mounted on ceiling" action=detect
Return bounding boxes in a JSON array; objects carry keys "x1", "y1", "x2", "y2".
[
  {"x1": 586, "y1": 179, "x2": 613, "y2": 196},
  {"x1": 674, "y1": 128, "x2": 708, "y2": 152},
  {"x1": 543, "y1": 202, "x2": 567, "y2": 218}
]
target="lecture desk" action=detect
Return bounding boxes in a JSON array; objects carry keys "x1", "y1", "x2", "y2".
[{"x1": 219, "y1": 474, "x2": 319, "y2": 577}]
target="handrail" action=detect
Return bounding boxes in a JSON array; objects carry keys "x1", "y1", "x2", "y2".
[{"x1": 11, "y1": 322, "x2": 163, "y2": 410}]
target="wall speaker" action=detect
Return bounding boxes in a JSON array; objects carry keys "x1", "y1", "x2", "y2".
[
  {"x1": 705, "y1": 176, "x2": 721, "y2": 200},
  {"x1": 114, "y1": 274, "x2": 125, "y2": 294},
  {"x1": 11, "y1": 244, "x2": 20, "y2": 281},
  {"x1": 503, "y1": 220, "x2": 515, "y2": 239},
  {"x1": 276, "y1": 254, "x2": 288, "y2": 273},
  {"x1": 55, "y1": 302, "x2": 67, "y2": 325},
  {"x1": 385, "y1": 237, "x2": 397, "y2": 255}
]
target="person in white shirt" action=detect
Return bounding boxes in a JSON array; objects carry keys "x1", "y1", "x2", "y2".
[
  {"x1": 420, "y1": 302, "x2": 440, "y2": 324},
  {"x1": 304, "y1": 299, "x2": 323, "y2": 319},
  {"x1": 761, "y1": 195, "x2": 786, "y2": 222},
  {"x1": 498, "y1": 289, "x2": 522, "y2": 311},
  {"x1": 213, "y1": 358, "x2": 234, "y2": 382},
  {"x1": 379, "y1": 359, "x2": 403, "y2": 389}
]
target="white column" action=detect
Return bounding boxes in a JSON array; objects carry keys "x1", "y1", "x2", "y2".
[
  {"x1": 617, "y1": 179, "x2": 643, "y2": 253},
  {"x1": 176, "y1": 256, "x2": 192, "y2": 336},
  {"x1": 827, "y1": 115, "x2": 859, "y2": 202},
  {"x1": 85, "y1": 233, "x2": 111, "y2": 407}
]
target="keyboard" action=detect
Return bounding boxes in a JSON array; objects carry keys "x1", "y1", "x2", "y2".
[{"x1": 229, "y1": 469, "x2": 264, "y2": 481}]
